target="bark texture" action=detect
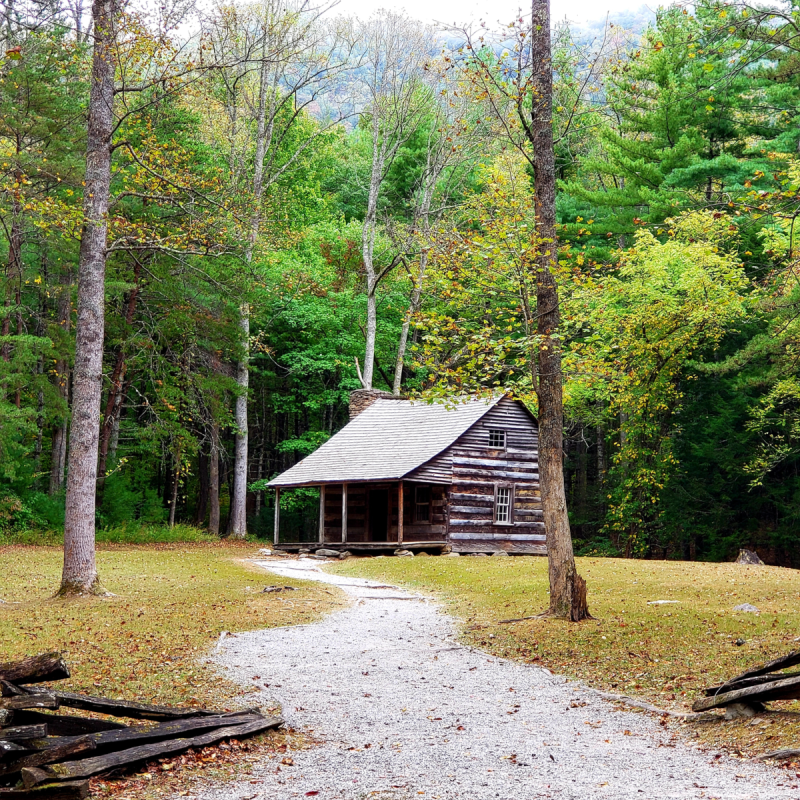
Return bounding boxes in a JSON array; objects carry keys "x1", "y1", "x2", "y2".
[
  {"x1": 361, "y1": 147, "x2": 382, "y2": 390},
  {"x1": 529, "y1": 0, "x2": 589, "y2": 621},
  {"x1": 229, "y1": 307, "x2": 249, "y2": 537},
  {"x1": 60, "y1": 0, "x2": 116, "y2": 596}
]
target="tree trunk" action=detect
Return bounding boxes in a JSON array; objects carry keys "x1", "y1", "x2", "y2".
[
  {"x1": 1, "y1": 180, "x2": 22, "y2": 397},
  {"x1": 229, "y1": 46, "x2": 273, "y2": 540},
  {"x1": 596, "y1": 422, "x2": 605, "y2": 482},
  {"x1": 168, "y1": 452, "x2": 179, "y2": 528},
  {"x1": 50, "y1": 275, "x2": 71, "y2": 495},
  {"x1": 393, "y1": 187, "x2": 433, "y2": 395},
  {"x1": 195, "y1": 446, "x2": 209, "y2": 526},
  {"x1": 576, "y1": 430, "x2": 587, "y2": 521},
  {"x1": 208, "y1": 422, "x2": 220, "y2": 535},
  {"x1": 254, "y1": 408, "x2": 265, "y2": 517},
  {"x1": 34, "y1": 372, "x2": 45, "y2": 484},
  {"x1": 97, "y1": 259, "x2": 140, "y2": 494},
  {"x1": 529, "y1": 0, "x2": 589, "y2": 621},
  {"x1": 59, "y1": 0, "x2": 117, "y2": 596},
  {"x1": 230, "y1": 309, "x2": 248, "y2": 537},
  {"x1": 360, "y1": 139, "x2": 383, "y2": 391}
]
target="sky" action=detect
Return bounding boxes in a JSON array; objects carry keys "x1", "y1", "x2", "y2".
[{"x1": 330, "y1": 0, "x2": 653, "y2": 28}]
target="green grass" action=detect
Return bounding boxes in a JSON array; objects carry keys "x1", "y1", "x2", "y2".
[
  {"x1": 0, "y1": 543, "x2": 345, "y2": 709},
  {"x1": 331, "y1": 554, "x2": 800, "y2": 756},
  {"x1": 0, "y1": 523, "x2": 220, "y2": 547}
]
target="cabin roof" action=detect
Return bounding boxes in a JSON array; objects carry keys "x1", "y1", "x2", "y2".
[{"x1": 267, "y1": 395, "x2": 507, "y2": 488}]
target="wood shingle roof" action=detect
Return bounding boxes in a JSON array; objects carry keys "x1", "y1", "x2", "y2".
[{"x1": 267, "y1": 395, "x2": 504, "y2": 488}]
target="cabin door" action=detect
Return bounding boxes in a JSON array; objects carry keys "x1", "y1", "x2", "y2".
[{"x1": 368, "y1": 488, "x2": 389, "y2": 540}]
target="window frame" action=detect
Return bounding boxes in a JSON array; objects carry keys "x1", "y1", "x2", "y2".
[
  {"x1": 493, "y1": 483, "x2": 515, "y2": 526},
  {"x1": 413, "y1": 485, "x2": 432, "y2": 524},
  {"x1": 488, "y1": 428, "x2": 507, "y2": 450}
]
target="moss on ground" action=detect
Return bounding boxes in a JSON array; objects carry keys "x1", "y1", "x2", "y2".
[{"x1": 332, "y1": 554, "x2": 800, "y2": 758}]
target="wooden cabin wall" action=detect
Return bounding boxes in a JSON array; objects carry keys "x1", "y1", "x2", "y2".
[
  {"x1": 322, "y1": 484, "x2": 367, "y2": 543},
  {"x1": 448, "y1": 398, "x2": 545, "y2": 554},
  {"x1": 346, "y1": 485, "x2": 368, "y2": 541},
  {"x1": 401, "y1": 483, "x2": 448, "y2": 541},
  {"x1": 323, "y1": 484, "x2": 342, "y2": 542},
  {"x1": 406, "y1": 453, "x2": 452, "y2": 484}
]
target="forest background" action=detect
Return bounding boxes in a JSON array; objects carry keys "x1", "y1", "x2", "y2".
[{"x1": 2, "y1": 0, "x2": 800, "y2": 566}]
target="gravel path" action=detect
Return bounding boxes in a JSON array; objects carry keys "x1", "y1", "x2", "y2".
[{"x1": 200, "y1": 557, "x2": 796, "y2": 800}]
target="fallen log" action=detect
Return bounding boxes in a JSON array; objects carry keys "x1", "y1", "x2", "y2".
[
  {"x1": 724, "y1": 649, "x2": 800, "y2": 686},
  {"x1": 11, "y1": 713, "x2": 125, "y2": 737},
  {"x1": 0, "y1": 780, "x2": 89, "y2": 799},
  {"x1": 755, "y1": 747, "x2": 800, "y2": 761},
  {"x1": 0, "y1": 698, "x2": 58, "y2": 713},
  {"x1": 692, "y1": 673, "x2": 800, "y2": 712},
  {"x1": 704, "y1": 671, "x2": 800, "y2": 696},
  {"x1": 29, "y1": 692, "x2": 213, "y2": 722},
  {"x1": 25, "y1": 712, "x2": 262, "y2": 753},
  {"x1": 0, "y1": 682, "x2": 25, "y2": 699},
  {"x1": 0, "y1": 711, "x2": 12, "y2": 727},
  {"x1": 0, "y1": 656, "x2": 69, "y2": 687},
  {"x1": 0, "y1": 737, "x2": 95, "y2": 778},
  {"x1": 0, "y1": 726, "x2": 47, "y2": 741},
  {"x1": 22, "y1": 716, "x2": 282, "y2": 787}
]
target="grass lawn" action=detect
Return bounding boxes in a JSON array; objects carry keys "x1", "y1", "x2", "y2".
[
  {"x1": 0, "y1": 542, "x2": 345, "y2": 708},
  {"x1": 332, "y1": 555, "x2": 800, "y2": 758},
  {"x1": 1, "y1": 543, "x2": 347, "y2": 799}
]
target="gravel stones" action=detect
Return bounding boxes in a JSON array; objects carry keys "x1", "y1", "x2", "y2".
[{"x1": 202, "y1": 560, "x2": 793, "y2": 800}]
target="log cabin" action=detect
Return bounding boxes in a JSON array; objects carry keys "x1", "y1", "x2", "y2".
[{"x1": 267, "y1": 390, "x2": 546, "y2": 555}]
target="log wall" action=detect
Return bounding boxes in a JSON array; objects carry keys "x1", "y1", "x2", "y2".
[
  {"x1": 447, "y1": 397, "x2": 545, "y2": 554},
  {"x1": 401, "y1": 484, "x2": 448, "y2": 541}
]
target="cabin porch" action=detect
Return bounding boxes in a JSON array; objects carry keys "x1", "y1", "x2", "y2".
[{"x1": 273, "y1": 480, "x2": 448, "y2": 550}]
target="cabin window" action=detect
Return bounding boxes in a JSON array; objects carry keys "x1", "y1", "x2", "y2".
[
  {"x1": 488, "y1": 429, "x2": 506, "y2": 449},
  {"x1": 414, "y1": 485, "x2": 431, "y2": 523},
  {"x1": 494, "y1": 485, "x2": 514, "y2": 525}
]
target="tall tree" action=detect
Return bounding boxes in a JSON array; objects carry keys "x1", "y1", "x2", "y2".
[
  {"x1": 452, "y1": 1, "x2": 593, "y2": 617},
  {"x1": 207, "y1": 0, "x2": 353, "y2": 536},
  {"x1": 355, "y1": 12, "x2": 432, "y2": 390},
  {"x1": 59, "y1": 0, "x2": 117, "y2": 595},
  {"x1": 390, "y1": 63, "x2": 490, "y2": 395},
  {"x1": 529, "y1": 0, "x2": 589, "y2": 620}
]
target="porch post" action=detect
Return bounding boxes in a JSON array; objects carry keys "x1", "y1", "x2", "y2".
[
  {"x1": 342, "y1": 483, "x2": 348, "y2": 543},
  {"x1": 319, "y1": 485, "x2": 325, "y2": 543},
  {"x1": 398, "y1": 481, "x2": 404, "y2": 545},
  {"x1": 273, "y1": 488, "x2": 280, "y2": 546}
]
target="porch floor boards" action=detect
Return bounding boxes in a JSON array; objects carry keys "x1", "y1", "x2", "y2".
[
  {"x1": 274, "y1": 541, "x2": 547, "y2": 556},
  {"x1": 275, "y1": 541, "x2": 449, "y2": 553}
]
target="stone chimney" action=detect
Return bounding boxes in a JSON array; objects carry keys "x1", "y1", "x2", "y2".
[{"x1": 349, "y1": 389, "x2": 405, "y2": 419}]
